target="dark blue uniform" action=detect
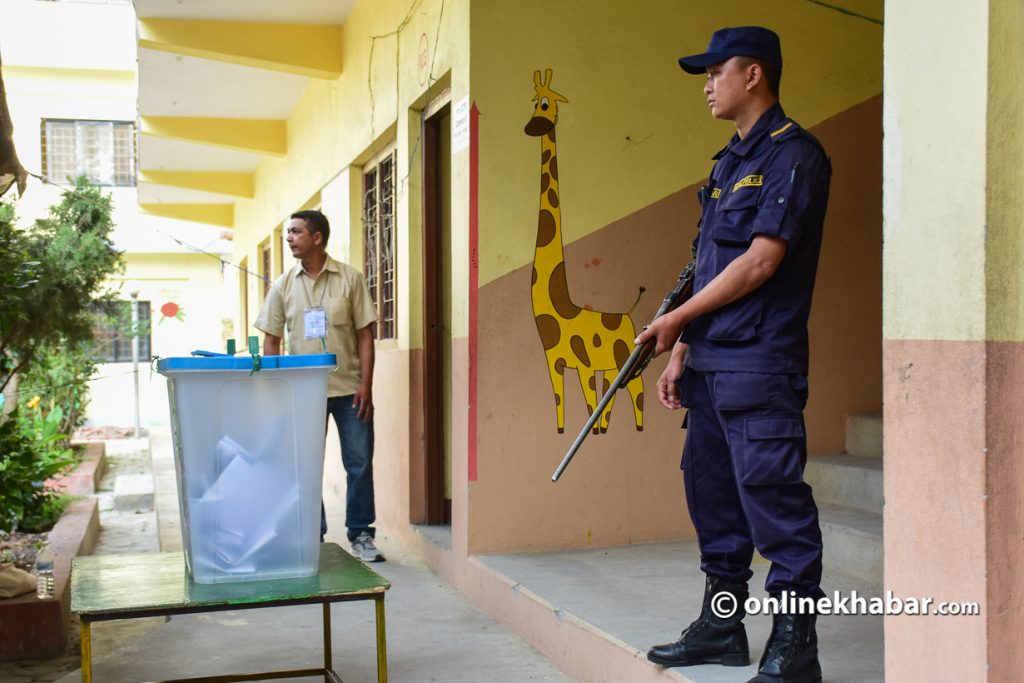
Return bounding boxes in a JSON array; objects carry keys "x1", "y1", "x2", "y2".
[{"x1": 679, "y1": 103, "x2": 831, "y2": 597}]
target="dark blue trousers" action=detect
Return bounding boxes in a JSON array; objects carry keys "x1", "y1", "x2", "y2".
[
  {"x1": 320, "y1": 395, "x2": 376, "y2": 543},
  {"x1": 680, "y1": 369, "x2": 823, "y2": 596}
]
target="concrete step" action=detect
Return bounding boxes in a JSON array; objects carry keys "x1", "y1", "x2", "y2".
[
  {"x1": 819, "y1": 503, "x2": 883, "y2": 585},
  {"x1": 805, "y1": 453, "x2": 883, "y2": 514},
  {"x1": 113, "y1": 473, "x2": 155, "y2": 512},
  {"x1": 846, "y1": 414, "x2": 882, "y2": 459}
]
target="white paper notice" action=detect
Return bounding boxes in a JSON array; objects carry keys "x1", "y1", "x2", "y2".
[{"x1": 452, "y1": 96, "x2": 470, "y2": 154}]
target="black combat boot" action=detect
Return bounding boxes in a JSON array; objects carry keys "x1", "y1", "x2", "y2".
[
  {"x1": 647, "y1": 575, "x2": 750, "y2": 667},
  {"x1": 746, "y1": 613, "x2": 822, "y2": 683}
]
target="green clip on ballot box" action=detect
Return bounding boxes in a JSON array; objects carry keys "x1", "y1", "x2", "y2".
[{"x1": 157, "y1": 353, "x2": 337, "y2": 584}]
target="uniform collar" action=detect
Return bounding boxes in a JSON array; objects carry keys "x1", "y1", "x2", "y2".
[
  {"x1": 295, "y1": 253, "x2": 339, "y2": 279},
  {"x1": 711, "y1": 103, "x2": 787, "y2": 160}
]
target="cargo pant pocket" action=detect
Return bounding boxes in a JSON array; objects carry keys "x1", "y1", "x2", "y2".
[{"x1": 738, "y1": 415, "x2": 806, "y2": 485}]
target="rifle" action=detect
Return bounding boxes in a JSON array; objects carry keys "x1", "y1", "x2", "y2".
[{"x1": 551, "y1": 260, "x2": 696, "y2": 482}]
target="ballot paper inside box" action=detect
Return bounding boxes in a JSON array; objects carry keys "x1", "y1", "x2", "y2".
[{"x1": 157, "y1": 354, "x2": 336, "y2": 584}]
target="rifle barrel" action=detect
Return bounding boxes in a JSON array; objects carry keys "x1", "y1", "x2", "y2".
[{"x1": 550, "y1": 342, "x2": 648, "y2": 482}]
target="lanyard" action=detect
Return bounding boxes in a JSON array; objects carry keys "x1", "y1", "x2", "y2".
[{"x1": 300, "y1": 269, "x2": 328, "y2": 308}]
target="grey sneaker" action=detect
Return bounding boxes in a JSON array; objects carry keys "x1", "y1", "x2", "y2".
[{"x1": 351, "y1": 532, "x2": 385, "y2": 562}]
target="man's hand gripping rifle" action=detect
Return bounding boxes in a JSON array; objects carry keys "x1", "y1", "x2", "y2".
[{"x1": 551, "y1": 260, "x2": 696, "y2": 482}]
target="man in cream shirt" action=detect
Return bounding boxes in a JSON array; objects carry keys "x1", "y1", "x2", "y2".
[{"x1": 255, "y1": 209, "x2": 384, "y2": 562}]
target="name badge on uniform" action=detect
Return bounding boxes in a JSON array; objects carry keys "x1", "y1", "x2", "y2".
[{"x1": 304, "y1": 306, "x2": 327, "y2": 339}]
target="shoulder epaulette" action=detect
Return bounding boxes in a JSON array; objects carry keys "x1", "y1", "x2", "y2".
[{"x1": 768, "y1": 119, "x2": 801, "y2": 144}]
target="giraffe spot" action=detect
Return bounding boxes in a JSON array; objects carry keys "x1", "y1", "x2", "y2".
[
  {"x1": 602, "y1": 377, "x2": 611, "y2": 394},
  {"x1": 602, "y1": 313, "x2": 623, "y2": 330},
  {"x1": 570, "y1": 335, "x2": 591, "y2": 367},
  {"x1": 593, "y1": 334, "x2": 602, "y2": 348},
  {"x1": 542, "y1": 149, "x2": 552, "y2": 164},
  {"x1": 555, "y1": 358, "x2": 566, "y2": 375},
  {"x1": 547, "y1": 130, "x2": 557, "y2": 144},
  {"x1": 613, "y1": 339, "x2": 631, "y2": 371},
  {"x1": 541, "y1": 173, "x2": 550, "y2": 192},
  {"x1": 554, "y1": 394, "x2": 561, "y2": 406},
  {"x1": 637, "y1": 392, "x2": 644, "y2": 412},
  {"x1": 588, "y1": 375, "x2": 596, "y2": 391},
  {"x1": 547, "y1": 188, "x2": 559, "y2": 208},
  {"x1": 550, "y1": 156, "x2": 558, "y2": 181},
  {"x1": 532, "y1": 266, "x2": 538, "y2": 285},
  {"x1": 535, "y1": 314, "x2": 561, "y2": 350},
  {"x1": 537, "y1": 209, "x2": 557, "y2": 248},
  {"x1": 549, "y1": 263, "x2": 582, "y2": 319}
]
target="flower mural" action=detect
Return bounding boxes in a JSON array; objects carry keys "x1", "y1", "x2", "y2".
[{"x1": 159, "y1": 301, "x2": 185, "y2": 325}]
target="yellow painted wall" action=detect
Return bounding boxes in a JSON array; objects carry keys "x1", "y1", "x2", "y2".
[
  {"x1": 111, "y1": 254, "x2": 233, "y2": 358},
  {"x1": 469, "y1": 0, "x2": 883, "y2": 553},
  {"x1": 232, "y1": 0, "x2": 469, "y2": 349},
  {"x1": 986, "y1": 0, "x2": 1024, "y2": 342},
  {"x1": 472, "y1": 0, "x2": 882, "y2": 288}
]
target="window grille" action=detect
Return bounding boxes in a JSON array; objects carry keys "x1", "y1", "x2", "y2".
[
  {"x1": 92, "y1": 301, "x2": 151, "y2": 363},
  {"x1": 41, "y1": 119, "x2": 136, "y2": 186},
  {"x1": 362, "y1": 149, "x2": 396, "y2": 340}
]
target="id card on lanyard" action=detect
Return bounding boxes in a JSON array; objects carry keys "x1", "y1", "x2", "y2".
[
  {"x1": 301, "y1": 271, "x2": 328, "y2": 343},
  {"x1": 304, "y1": 306, "x2": 327, "y2": 339}
]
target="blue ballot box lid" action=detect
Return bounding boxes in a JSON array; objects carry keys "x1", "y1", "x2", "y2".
[{"x1": 157, "y1": 353, "x2": 337, "y2": 373}]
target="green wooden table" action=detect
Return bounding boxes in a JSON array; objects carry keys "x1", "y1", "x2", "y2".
[{"x1": 70, "y1": 543, "x2": 390, "y2": 683}]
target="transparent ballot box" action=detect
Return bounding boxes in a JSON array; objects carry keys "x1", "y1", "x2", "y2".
[{"x1": 157, "y1": 353, "x2": 336, "y2": 583}]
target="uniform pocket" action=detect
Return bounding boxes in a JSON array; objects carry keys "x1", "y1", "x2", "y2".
[
  {"x1": 711, "y1": 372, "x2": 773, "y2": 411},
  {"x1": 327, "y1": 297, "x2": 353, "y2": 329},
  {"x1": 712, "y1": 190, "x2": 759, "y2": 245},
  {"x1": 739, "y1": 415, "x2": 806, "y2": 485},
  {"x1": 705, "y1": 295, "x2": 764, "y2": 343}
]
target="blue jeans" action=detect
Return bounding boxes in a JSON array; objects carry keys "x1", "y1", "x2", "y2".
[{"x1": 320, "y1": 395, "x2": 376, "y2": 543}]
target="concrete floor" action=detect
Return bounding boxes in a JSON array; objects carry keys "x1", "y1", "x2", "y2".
[
  {"x1": 54, "y1": 428, "x2": 570, "y2": 683},
  {"x1": 480, "y1": 545, "x2": 884, "y2": 683},
  {"x1": 45, "y1": 426, "x2": 883, "y2": 683}
]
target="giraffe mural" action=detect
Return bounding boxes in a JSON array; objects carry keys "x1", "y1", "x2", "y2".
[{"x1": 525, "y1": 69, "x2": 645, "y2": 435}]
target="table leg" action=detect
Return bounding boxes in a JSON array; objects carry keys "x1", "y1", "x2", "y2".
[
  {"x1": 80, "y1": 620, "x2": 92, "y2": 683},
  {"x1": 375, "y1": 595, "x2": 388, "y2": 683},
  {"x1": 322, "y1": 601, "x2": 333, "y2": 682}
]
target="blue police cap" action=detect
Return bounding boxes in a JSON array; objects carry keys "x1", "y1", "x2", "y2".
[{"x1": 678, "y1": 26, "x2": 782, "y2": 74}]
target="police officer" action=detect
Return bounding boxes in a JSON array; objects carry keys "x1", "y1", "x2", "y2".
[{"x1": 636, "y1": 27, "x2": 831, "y2": 683}]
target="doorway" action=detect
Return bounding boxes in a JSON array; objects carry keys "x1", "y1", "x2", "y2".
[{"x1": 422, "y1": 100, "x2": 452, "y2": 525}]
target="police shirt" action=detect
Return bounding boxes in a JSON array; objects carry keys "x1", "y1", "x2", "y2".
[{"x1": 682, "y1": 103, "x2": 831, "y2": 375}]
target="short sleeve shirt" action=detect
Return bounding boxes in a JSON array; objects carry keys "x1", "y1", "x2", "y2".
[
  {"x1": 254, "y1": 255, "x2": 378, "y2": 397},
  {"x1": 682, "y1": 104, "x2": 832, "y2": 374}
]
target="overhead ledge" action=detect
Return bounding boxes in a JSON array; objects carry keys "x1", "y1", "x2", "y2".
[
  {"x1": 140, "y1": 203, "x2": 234, "y2": 228},
  {"x1": 140, "y1": 116, "x2": 286, "y2": 156},
  {"x1": 139, "y1": 171, "x2": 255, "y2": 199},
  {"x1": 139, "y1": 18, "x2": 342, "y2": 79}
]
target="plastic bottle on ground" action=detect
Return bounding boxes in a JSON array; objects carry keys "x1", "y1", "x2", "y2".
[{"x1": 35, "y1": 543, "x2": 55, "y2": 599}]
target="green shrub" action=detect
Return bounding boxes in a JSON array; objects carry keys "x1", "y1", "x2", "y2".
[{"x1": 0, "y1": 408, "x2": 75, "y2": 532}]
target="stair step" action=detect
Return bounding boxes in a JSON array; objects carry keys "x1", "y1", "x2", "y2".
[
  {"x1": 805, "y1": 453, "x2": 883, "y2": 513},
  {"x1": 113, "y1": 473, "x2": 155, "y2": 512},
  {"x1": 846, "y1": 414, "x2": 882, "y2": 459},
  {"x1": 818, "y1": 503, "x2": 882, "y2": 585}
]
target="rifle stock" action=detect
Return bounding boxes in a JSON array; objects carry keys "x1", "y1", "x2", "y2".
[{"x1": 551, "y1": 260, "x2": 696, "y2": 482}]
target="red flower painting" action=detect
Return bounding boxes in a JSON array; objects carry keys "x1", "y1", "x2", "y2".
[{"x1": 159, "y1": 301, "x2": 185, "y2": 324}]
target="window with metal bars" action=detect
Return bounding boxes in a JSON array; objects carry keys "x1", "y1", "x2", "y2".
[
  {"x1": 40, "y1": 119, "x2": 136, "y2": 186},
  {"x1": 362, "y1": 149, "x2": 396, "y2": 340},
  {"x1": 92, "y1": 301, "x2": 151, "y2": 363}
]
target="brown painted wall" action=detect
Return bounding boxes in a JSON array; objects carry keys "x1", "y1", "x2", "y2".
[
  {"x1": 471, "y1": 97, "x2": 882, "y2": 553},
  {"x1": 883, "y1": 339, "x2": 988, "y2": 680},
  {"x1": 984, "y1": 342, "x2": 1024, "y2": 679}
]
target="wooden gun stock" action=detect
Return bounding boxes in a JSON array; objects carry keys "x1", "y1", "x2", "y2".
[{"x1": 551, "y1": 261, "x2": 696, "y2": 482}]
